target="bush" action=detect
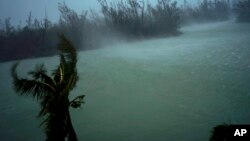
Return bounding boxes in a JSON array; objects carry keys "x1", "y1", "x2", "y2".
[
  {"x1": 149, "y1": 0, "x2": 181, "y2": 35},
  {"x1": 57, "y1": 3, "x2": 88, "y2": 48},
  {"x1": 98, "y1": 0, "x2": 181, "y2": 37},
  {"x1": 181, "y1": 0, "x2": 230, "y2": 24}
]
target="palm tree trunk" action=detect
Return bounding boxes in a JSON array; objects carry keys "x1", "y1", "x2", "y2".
[
  {"x1": 67, "y1": 109, "x2": 78, "y2": 141},
  {"x1": 45, "y1": 114, "x2": 67, "y2": 141}
]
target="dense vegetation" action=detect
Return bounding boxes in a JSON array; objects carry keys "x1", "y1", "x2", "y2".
[
  {"x1": 0, "y1": 0, "x2": 241, "y2": 62},
  {"x1": 181, "y1": 0, "x2": 230, "y2": 24},
  {"x1": 98, "y1": 0, "x2": 181, "y2": 37},
  {"x1": 234, "y1": 0, "x2": 250, "y2": 22}
]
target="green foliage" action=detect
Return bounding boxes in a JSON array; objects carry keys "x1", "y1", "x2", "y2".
[{"x1": 11, "y1": 34, "x2": 84, "y2": 141}]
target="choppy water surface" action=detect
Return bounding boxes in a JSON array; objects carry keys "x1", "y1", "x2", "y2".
[{"x1": 0, "y1": 21, "x2": 250, "y2": 141}]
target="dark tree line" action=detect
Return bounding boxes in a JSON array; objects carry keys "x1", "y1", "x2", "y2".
[
  {"x1": 0, "y1": 12, "x2": 56, "y2": 62},
  {"x1": 0, "y1": 0, "x2": 248, "y2": 62},
  {"x1": 234, "y1": 0, "x2": 250, "y2": 22},
  {"x1": 0, "y1": 3, "x2": 91, "y2": 62},
  {"x1": 181, "y1": 0, "x2": 230, "y2": 24}
]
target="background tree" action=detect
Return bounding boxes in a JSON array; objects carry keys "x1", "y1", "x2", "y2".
[
  {"x1": 234, "y1": 0, "x2": 250, "y2": 22},
  {"x1": 11, "y1": 34, "x2": 84, "y2": 141}
]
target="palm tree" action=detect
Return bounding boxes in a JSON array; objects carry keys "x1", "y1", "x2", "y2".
[{"x1": 11, "y1": 34, "x2": 84, "y2": 141}]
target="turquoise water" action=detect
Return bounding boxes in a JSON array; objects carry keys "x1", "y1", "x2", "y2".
[{"x1": 0, "y1": 21, "x2": 250, "y2": 141}]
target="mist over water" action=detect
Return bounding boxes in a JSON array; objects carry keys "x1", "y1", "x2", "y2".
[{"x1": 0, "y1": 21, "x2": 250, "y2": 141}]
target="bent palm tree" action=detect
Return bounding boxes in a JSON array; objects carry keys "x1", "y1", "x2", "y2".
[{"x1": 11, "y1": 34, "x2": 84, "y2": 141}]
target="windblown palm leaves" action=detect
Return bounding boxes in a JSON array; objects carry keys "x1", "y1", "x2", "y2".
[{"x1": 11, "y1": 34, "x2": 84, "y2": 141}]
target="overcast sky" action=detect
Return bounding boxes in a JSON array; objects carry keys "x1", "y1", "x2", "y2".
[
  {"x1": 0, "y1": 0, "x2": 197, "y2": 26},
  {"x1": 0, "y1": 0, "x2": 101, "y2": 25}
]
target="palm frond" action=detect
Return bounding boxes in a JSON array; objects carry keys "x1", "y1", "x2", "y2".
[
  {"x1": 57, "y1": 34, "x2": 77, "y2": 68},
  {"x1": 13, "y1": 78, "x2": 56, "y2": 99},
  {"x1": 28, "y1": 64, "x2": 47, "y2": 79},
  {"x1": 39, "y1": 105, "x2": 48, "y2": 117},
  {"x1": 38, "y1": 94, "x2": 55, "y2": 117},
  {"x1": 11, "y1": 62, "x2": 20, "y2": 80},
  {"x1": 66, "y1": 72, "x2": 79, "y2": 91},
  {"x1": 11, "y1": 63, "x2": 56, "y2": 99},
  {"x1": 53, "y1": 55, "x2": 66, "y2": 83},
  {"x1": 53, "y1": 34, "x2": 78, "y2": 87},
  {"x1": 70, "y1": 95, "x2": 85, "y2": 109},
  {"x1": 39, "y1": 115, "x2": 49, "y2": 127},
  {"x1": 28, "y1": 64, "x2": 57, "y2": 89}
]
